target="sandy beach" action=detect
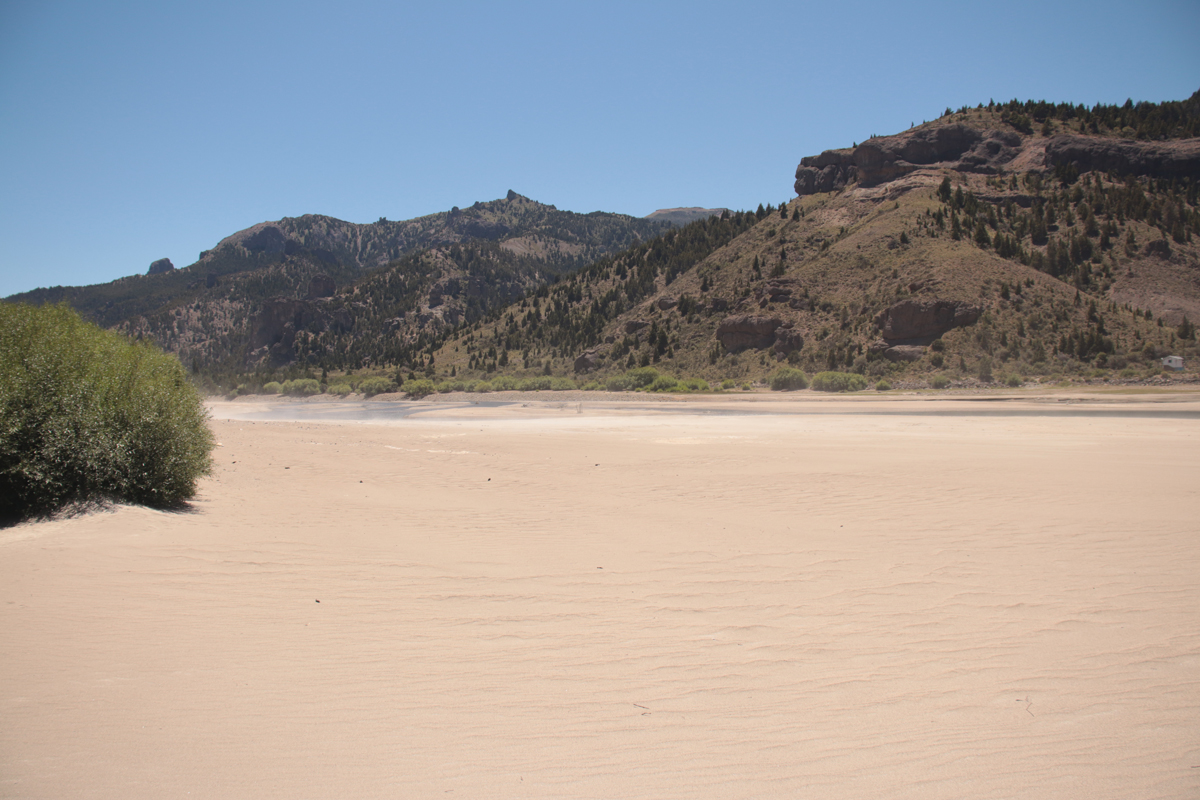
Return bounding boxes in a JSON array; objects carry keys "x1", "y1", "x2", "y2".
[{"x1": 2, "y1": 392, "x2": 1199, "y2": 799}]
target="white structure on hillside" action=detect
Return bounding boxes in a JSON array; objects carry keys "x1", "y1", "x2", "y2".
[{"x1": 1162, "y1": 355, "x2": 1184, "y2": 370}]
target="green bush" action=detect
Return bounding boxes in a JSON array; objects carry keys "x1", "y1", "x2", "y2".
[
  {"x1": 489, "y1": 375, "x2": 518, "y2": 391},
  {"x1": 605, "y1": 368, "x2": 659, "y2": 392},
  {"x1": 768, "y1": 367, "x2": 809, "y2": 391},
  {"x1": 875, "y1": 379, "x2": 892, "y2": 391},
  {"x1": 436, "y1": 379, "x2": 467, "y2": 393},
  {"x1": 930, "y1": 374, "x2": 951, "y2": 389},
  {"x1": 681, "y1": 377, "x2": 709, "y2": 392},
  {"x1": 647, "y1": 375, "x2": 679, "y2": 392},
  {"x1": 605, "y1": 373, "x2": 634, "y2": 392},
  {"x1": 262, "y1": 381, "x2": 282, "y2": 394},
  {"x1": 281, "y1": 379, "x2": 321, "y2": 397},
  {"x1": 402, "y1": 378, "x2": 436, "y2": 398},
  {"x1": 359, "y1": 376, "x2": 396, "y2": 397},
  {"x1": 810, "y1": 371, "x2": 868, "y2": 392},
  {"x1": 326, "y1": 383, "x2": 353, "y2": 396},
  {"x1": 720, "y1": 379, "x2": 737, "y2": 390},
  {"x1": 519, "y1": 376, "x2": 553, "y2": 391},
  {"x1": 0, "y1": 303, "x2": 214, "y2": 518},
  {"x1": 1005, "y1": 374, "x2": 1023, "y2": 387},
  {"x1": 467, "y1": 380, "x2": 492, "y2": 393}
]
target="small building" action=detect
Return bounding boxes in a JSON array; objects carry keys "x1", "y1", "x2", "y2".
[{"x1": 1161, "y1": 355, "x2": 1184, "y2": 371}]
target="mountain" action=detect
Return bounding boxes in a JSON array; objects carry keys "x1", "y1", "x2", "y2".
[
  {"x1": 644, "y1": 207, "x2": 731, "y2": 226},
  {"x1": 6, "y1": 192, "x2": 675, "y2": 373},
  {"x1": 8, "y1": 92, "x2": 1198, "y2": 391},
  {"x1": 427, "y1": 95, "x2": 1200, "y2": 387}
]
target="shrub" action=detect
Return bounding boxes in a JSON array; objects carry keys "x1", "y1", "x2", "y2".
[
  {"x1": 401, "y1": 378, "x2": 435, "y2": 398},
  {"x1": 606, "y1": 368, "x2": 659, "y2": 392},
  {"x1": 648, "y1": 375, "x2": 679, "y2": 392},
  {"x1": 436, "y1": 379, "x2": 467, "y2": 393},
  {"x1": 626, "y1": 367, "x2": 660, "y2": 389},
  {"x1": 327, "y1": 383, "x2": 353, "y2": 396},
  {"x1": 875, "y1": 379, "x2": 892, "y2": 391},
  {"x1": 810, "y1": 371, "x2": 868, "y2": 392},
  {"x1": 930, "y1": 374, "x2": 951, "y2": 389},
  {"x1": 281, "y1": 379, "x2": 321, "y2": 397},
  {"x1": 721, "y1": 379, "x2": 737, "y2": 390},
  {"x1": 768, "y1": 367, "x2": 809, "y2": 391},
  {"x1": 359, "y1": 376, "x2": 397, "y2": 397},
  {"x1": 1005, "y1": 374, "x2": 1023, "y2": 387},
  {"x1": 262, "y1": 381, "x2": 282, "y2": 395},
  {"x1": 467, "y1": 380, "x2": 492, "y2": 393},
  {"x1": 929, "y1": 338, "x2": 946, "y2": 352},
  {"x1": 0, "y1": 303, "x2": 214, "y2": 518},
  {"x1": 605, "y1": 373, "x2": 634, "y2": 392},
  {"x1": 681, "y1": 377, "x2": 709, "y2": 392},
  {"x1": 519, "y1": 376, "x2": 554, "y2": 391},
  {"x1": 489, "y1": 375, "x2": 518, "y2": 391}
]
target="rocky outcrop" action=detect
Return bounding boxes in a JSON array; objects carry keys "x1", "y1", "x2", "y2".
[
  {"x1": 882, "y1": 345, "x2": 927, "y2": 362},
  {"x1": 716, "y1": 315, "x2": 782, "y2": 352},
  {"x1": 624, "y1": 320, "x2": 649, "y2": 335},
  {"x1": 240, "y1": 225, "x2": 288, "y2": 254},
  {"x1": 1043, "y1": 135, "x2": 1200, "y2": 180},
  {"x1": 147, "y1": 258, "x2": 174, "y2": 275},
  {"x1": 874, "y1": 299, "x2": 981, "y2": 344},
  {"x1": 573, "y1": 348, "x2": 603, "y2": 374},
  {"x1": 771, "y1": 325, "x2": 805, "y2": 360},
  {"x1": 656, "y1": 295, "x2": 678, "y2": 311},
  {"x1": 754, "y1": 278, "x2": 806, "y2": 309},
  {"x1": 307, "y1": 274, "x2": 335, "y2": 299},
  {"x1": 795, "y1": 124, "x2": 1023, "y2": 195}
]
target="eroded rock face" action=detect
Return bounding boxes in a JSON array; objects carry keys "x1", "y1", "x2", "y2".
[
  {"x1": 148, "y1": 258, "x2": 174, "y2": 275},
  {"x1": 755, "y1": 278, "x2": 801, "y2": 308},
  {"x1": 716, "y1": 315, "x2": 782, "y2": 352},
  {"x1": 795, "y1": 124, "x2": 1024, "y2": 195},
  {"x1": 656, "y1": 295, "x2": 678, "y2": 311},
  {"x1": 875, "y1": 299, "x2": 981, "y2": 343},
  {"x1": 772, "y1": 325, "x2": 805, "y2": 360},
  {"x1": 1044, "y1": 135, "x2": 1200, "y2": 181}
]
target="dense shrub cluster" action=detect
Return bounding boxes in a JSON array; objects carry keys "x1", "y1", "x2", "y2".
[
  {"x1": 0, "y1": 303, "x2": 214, "y2": 519},
  {"x1": 768, "y1": 367, "x2": 809, "y2": 391},
  {"x1": 359, "y1": 376, "x2": 396, "y2": 396},
  {"x1": 281, "y1": 378, "x2": 321, "y2": 396},
  {"x1": 810, "y1": 371, "x2": 868, "y2": 392}
]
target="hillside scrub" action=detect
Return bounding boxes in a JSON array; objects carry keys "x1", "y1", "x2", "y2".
[
  {"x1": 0, "y1": 303, "x2": 214, "y2": 520},
  {"x1": 811, "y1": 371, "x2": 868, "y2": 392}
]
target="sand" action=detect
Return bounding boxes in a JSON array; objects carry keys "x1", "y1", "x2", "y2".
[{"x1": 2, "y1": 393, "x2": 1199, "y2": 799}]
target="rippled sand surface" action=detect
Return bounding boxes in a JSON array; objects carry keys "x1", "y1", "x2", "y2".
[{"x1": 3, "y1": 395, "x2": 1199, "y2": 799}]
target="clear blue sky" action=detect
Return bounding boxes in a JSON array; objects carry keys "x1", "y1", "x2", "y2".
[{"x1": 1, "y1": 0, "x2": 1197, "y2": 297}]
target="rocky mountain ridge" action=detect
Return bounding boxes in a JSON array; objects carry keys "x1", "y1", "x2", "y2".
[{"x1": 425, "y1": 96, "x2": 1200, "y2": 388}]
